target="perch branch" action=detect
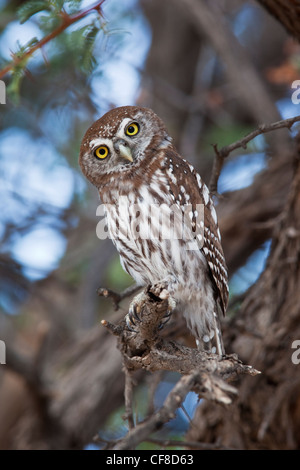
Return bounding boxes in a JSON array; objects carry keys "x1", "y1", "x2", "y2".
[
  {"x1": 101, "y1": 282, "x2": 259, "y2": 449},
  {"x1": 209, "y1": 115, "x2": 300, "y2": 193},
  {"x1": 102, "y1": 285, "x2": 259, "y2": 378}
]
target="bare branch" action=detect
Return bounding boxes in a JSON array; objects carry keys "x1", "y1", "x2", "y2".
[
  {"x1": 97, "y1": 283, "x2": 141, "y2": 310},
  {"x1": 112, "y1": 371, "x2": 201, "y2": 450},
  {"x1": 123, "y1": 367, "x2": 135, "y2": 430},
  {"x1": 209, "y1": 115, "x2": 300, "y2": 193},
  {"x1": 173, "y1": 0, "x2": 281, "y2": 125},
  {"x1": 101, "y1": 282, "x2": 259, "y2": 448},
  {"x1": 102, "y1": 285, "x2": 259, "y2": 377},
  {"x1": 113, "y1": 368, "x2": 240, "y2": 450}
]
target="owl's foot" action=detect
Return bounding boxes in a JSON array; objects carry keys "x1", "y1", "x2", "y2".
[
  {"x1": 149, "y1": 278, "x2": 177, "y2": 330},
  {"x1": 125, "y1": 287, "x2": 176, "y2": 332},
  {"x1": 125, "y1": 291, "x2": 148, "y2": 331},
  {"x1": 157, "y1": 301, "x2": 174, "y2": 330}
]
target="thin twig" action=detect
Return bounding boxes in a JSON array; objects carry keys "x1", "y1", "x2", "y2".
[
  {"x1": 113, "y1": 371, "x2": 200, "y2": 450},
  {"x1": 123, "y1": 367, "x2": 135, "y2": 430},
  {"x1": 209, "y1": 115, "x2": 300, "y2": 193},
  {"x1": 146, "y1": 437, "x2": 235, "y2": 450},
  {"x1": 146, "y1": 371, "x2": 165, "y2": 418},
  {"x1": 180, "y1": 403, "x2": 194, "y2": 426},
  {"x1": 97, "y1": 283, "x2": 141, "y2": 310},
  {"x1": 0, "y1": 1, "x2": 105, "y2": 80}
]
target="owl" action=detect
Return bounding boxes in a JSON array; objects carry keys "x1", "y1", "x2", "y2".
[{"x1": 79, "y1": 106, "x2": 228, "y2": 354}]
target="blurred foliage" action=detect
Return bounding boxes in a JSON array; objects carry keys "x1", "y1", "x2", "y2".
[
  {"x1": 0, "y1": 0, "x2": 142, "y2": 314},
  {"x1": 1, "y1": 0, "x2": 104, "y2": 103},
  {"x1": 203, "y1": 123, "x2": 253, "y2": 150},
  {"x1": 105, "y1": 255, "x2": 133, "y2": 291}
]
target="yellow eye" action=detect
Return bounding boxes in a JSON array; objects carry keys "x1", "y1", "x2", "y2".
[
  {"x1": 126, "y1": 122, "x2": 140, "y2": 137},
  {"x1": 94, "y1": 145, "x2": 109, "y2": 160}
]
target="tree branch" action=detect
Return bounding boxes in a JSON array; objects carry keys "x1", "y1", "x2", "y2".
[
  {"x1": 100, "y1": 283, "x2": 259, "y2": 449},
  {"x1": 0, "y1": 1, "x2": 105, "y2": 80},
  {"x1": 101, "y1": 285, "x2": 259, "y2": 378},
  {"x1": 97, "y1": 283, "x2": 141, "y2": 310},
  {"x1": 173, "y1": 0, "x2": 281, "y2": 126},
  {"x1": 112, "y1": 371, "x2": 200, "y2": 450},
  {"x1": 209, "y1": 115, "x2": 300, "y2": 193},
  {"x1": 112, "y1": 368, "x2": 240, "y2": 450}
]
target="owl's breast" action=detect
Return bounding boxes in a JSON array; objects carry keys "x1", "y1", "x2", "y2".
[{"x1": 103, "y1": 180, "x2": 207, "y2": 287}]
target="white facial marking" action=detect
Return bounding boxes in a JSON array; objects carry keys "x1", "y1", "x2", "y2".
[
  {"x1": 89, "y1": 137, "x2": 113, "y2": 151},
  {"x1": 115, "y1": 117, "x2": 132, "y2": 138}
]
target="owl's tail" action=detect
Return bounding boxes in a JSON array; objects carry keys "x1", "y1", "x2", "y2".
[{"x1": 197, "y1": 311, "x2": 225, "y2": 355}]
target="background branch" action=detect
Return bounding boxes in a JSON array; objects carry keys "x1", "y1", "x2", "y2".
[
  {"x1": 209, "y1": 115, "x2": 300, "y2": 193},
  {"x1": 172, "y1": 0, "x2": 281, "y2": 126}
]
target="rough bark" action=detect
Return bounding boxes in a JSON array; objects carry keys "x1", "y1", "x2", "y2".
[{"x1": 258, "y1": 0, "x2": 300, "y2": 42}]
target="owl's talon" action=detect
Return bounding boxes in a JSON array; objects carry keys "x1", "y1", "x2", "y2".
[
  {"x1": 158, "y1": 316, "x2": 172, "y2": 330},
  {"x1": 125, "y1": 313, "x2": 138, "y2": 332},
  {"x1": 129, "y1": 303, "x2": 142, "y2": 323},
  {"x1": 126, "y1": 291, "x2": 148, "y2": 332},
  {"x1": 157, "y1": 299, "x2": 175, "y2": 330}
]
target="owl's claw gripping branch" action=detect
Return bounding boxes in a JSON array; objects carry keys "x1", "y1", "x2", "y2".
[
  {"x1": 126, "y1": 291, "x2": 148, "y2": 331},
  {"x1": 125, "y1": 284, "x2": 176, "y2": 334},
  {"x1": 101, "y1": 287, "x2": 260, "y2": 386},
  {"x1": 157, "y1": 310, "x2": 172, "y2": 330}
]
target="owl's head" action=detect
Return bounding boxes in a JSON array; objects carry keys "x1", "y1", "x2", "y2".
[{"x1": 79, "y1": 106, "x2": 172, "y2": 188}]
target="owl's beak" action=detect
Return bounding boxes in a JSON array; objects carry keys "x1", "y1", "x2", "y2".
[{"x1": 113, "y1": 139, "x2": 133, "y2": 162}]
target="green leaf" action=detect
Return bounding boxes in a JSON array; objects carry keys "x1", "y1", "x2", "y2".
[
  {"x1": 81, "y1": 25, "x2": 99, "y2": 73},
  {"x1": 6, "y1": 70, "x2": 23, "y2": 104},
  {"x1": 17, "y1": 0, "x2": 52, "y2": 24}
]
